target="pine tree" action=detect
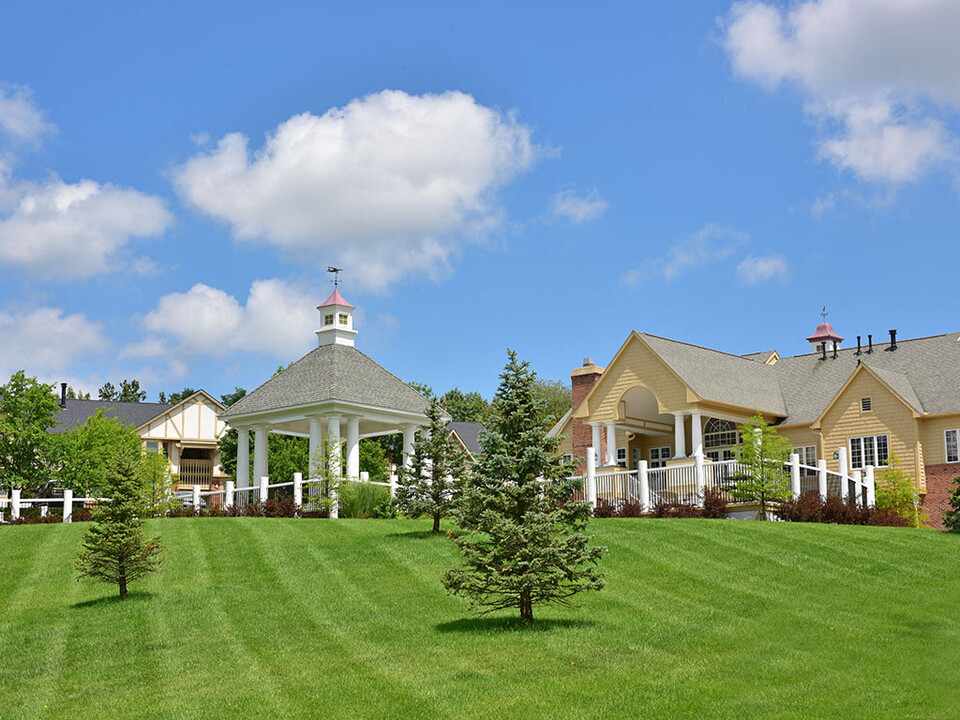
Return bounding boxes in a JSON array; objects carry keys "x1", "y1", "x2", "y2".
[
  {"x1": 76, "y1": 445, "x2": 163, "y2": 598},
  {"x1": 732, "y1": 414, "x2": 793, "y2": 520},
  {"x1": 944, "y1": 477, "x2": 960, "y2": 532},
  {"x1": 397, "y1": 398, "x2": 469, "y2": 533},
  {"x1": 442, "y1": 351, "x2": 605, "y2": 622}
]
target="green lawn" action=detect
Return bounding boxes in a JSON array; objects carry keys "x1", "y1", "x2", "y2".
[{"x1": 1, "y1": 518, "x2": 959, "y2": 719}]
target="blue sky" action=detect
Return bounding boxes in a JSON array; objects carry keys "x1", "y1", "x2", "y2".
[{"x1": 2, "y1": 0, "x2": 959, "y2": 401}]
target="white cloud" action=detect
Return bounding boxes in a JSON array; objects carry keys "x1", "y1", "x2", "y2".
[
  {"x1": 139, "y1": 279, "x2": 318, "y2": 360},
  {"x1": 621, "y1": 223, "x2": 749, "y2": 286},
  {"x1": 552, "y1": 188, "x2": 608, "y2": 223},
  {"x1": 0, "y1": 85, "x2": 54, "y2": 143},
  {"x1": 0, "y1": 307, "x2": 108, "y2": 379},
  {"x1": 174, "y1": 90, "x2": 538, "y2": 290},
  {"x1": 0, "y1": 177, "x2": 173, "y2": 279},
  {"x1": 736, "y1": 254, "x2": 789, "y2": 284},
  {"x1": 723, "y1": 0, "x2": 960, "y2": 185}
]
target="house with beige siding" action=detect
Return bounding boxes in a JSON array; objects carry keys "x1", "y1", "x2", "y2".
[{"x1": 550, "y1": 323, "x2": 960, "y2": 527}]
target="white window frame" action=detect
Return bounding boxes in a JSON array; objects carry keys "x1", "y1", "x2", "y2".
[
  {"x1": 649, "y1": 446, "x2": 671, "y2": 469},
  {"x1": 616, "y1": 447, "x2": 627, "y2": 469},
  {"x1": 704, "y1": 418, "x2": 739, "y2": 449},
  {"x1": 561, "y1": 453, "x2": 573, "y2": 465},
  {"x1": 945, "y1": 429, "x2": 959, "y2": 464},
  {"x1": 795, "y1": 445, "x2": 817, "y2": 477},
  {"x1": 849, "y1": 434, "x2": 889, "y2": 469}
]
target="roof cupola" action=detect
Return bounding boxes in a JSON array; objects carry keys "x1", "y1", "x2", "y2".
[
  {"x1": 806, "y1": 307, "x2": 843, "y2": 354},
  {"x1": 316, "y1": 287, "x2": 357, "y2": 347}
]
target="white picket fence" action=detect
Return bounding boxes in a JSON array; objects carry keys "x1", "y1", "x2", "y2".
[
  {"x1": 574, "y1": 445, "x2": 876, "y2": 513},
  {"x1": 0, "y1": 470, "x2": 399, "y2": 524}
]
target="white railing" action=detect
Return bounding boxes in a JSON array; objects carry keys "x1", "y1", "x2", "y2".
[{"x1": 577, "y1": 445, "x2": 876, "y2": 515}]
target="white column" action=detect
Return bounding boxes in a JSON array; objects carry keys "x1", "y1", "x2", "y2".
[
  {"x1": 326, "y1": 415, "x2": 342, "y2": 477},
  {"x1": 789, "y1": 453, "x2": 801, "y2": 499},
  {"x1": 236, "y1": 427, "x2": 250, "y2": 489},
  {"x1": 308, "y1": 417, "x2": 324, "y2": 479},
  {"x1": 254, "y1": 426, "x2": 269, "y2": 486},
  {"x1": 224, "y1": 480, "x2": 235, "y2": 509},
  {"x1": 293, "y1": 472, "x2": 303, "y2": 508},
  {"x1": 604, "y1": 422, "x2": 617, "y2": 466},
  {"x1": 691, "y1": 411, "x2": 703, "y2": 458},
  {"x1": 346, "y1": 417, "x2": 360, "y2": 479},
  {"x1": 586, "y1": 447, "x2": 597, "y2": 508},
  {"x1": 11, "y1": 488, "x2": 20, "y2": 521},
  {"x1": 402, "y1": 424, "x2": 416, "y2": 468},
  {"x1": 591, "y1": 424, "x2": 603, "y2": 462},
  {"x1": 638, "y1": 460, "x2": 650, "y2": 513},
  {"x1": 817, "y1": 459, "x2": 828, "y2": 501},
  {"x1": 673, "y1": 413, "x2": 686, "y2": 459},
  {"x1": 853, "y1": 470, "x2": 863, "y2": 507},
  {"x1": 865, "y1": 466, "x2": 876, "y2": 507},
  {"x1": 63, "y1": 488, "x2": 73, "y2": 523},
  {"x1": 837, "y1": 446, "x2": 849, "y2": 501}
]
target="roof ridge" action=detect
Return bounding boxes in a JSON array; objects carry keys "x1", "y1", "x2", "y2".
[
  {"x1": 640, "y1": 332, "x2": 776, "y2": 365},
  {"x1": 778, "y1": 331, "x2": 960, "y2": 360}
]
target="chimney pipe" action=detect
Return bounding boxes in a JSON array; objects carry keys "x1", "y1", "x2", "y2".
[
  {"x1": 583, "y1": 357, "x2": 594, "y2": 367},
  {"x1": 856, "y1": 336, "x2": 862, "y2": 356},
  {"x1": 60, "y1": 382, "x2": 67, "y2": 409},
  {"x1": 887, "y1": 329, "x2": 897, "y2": 351},
  {"x1": 832, "y1": 340, "x2": 838, "y2": 359},
  {"x1": 867, "y1": 334, "x2": 873, "y2": 354},
  {"x1": 820, "y1": 342, "x2": 827, "y2": 361}
]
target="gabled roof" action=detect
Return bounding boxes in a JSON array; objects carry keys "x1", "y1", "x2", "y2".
[
  {"x1": 220, "y1": 343, "x2": 430, "y2": 418},
  {"x1": 317, "y1": 288, "x2": 355, "y2": 309},
  {"x1": 637, "y1": 333, "x2": 787, "y2": 415},
  {"x1": 448, "y1": 421, "x2": 486, "y2": 457},
  {"x1": 547, "y1": 409, "x2": 572, "y2": 438},
  {"x1": 53, "y1": 399, "x2": 172, "y2": 434}
]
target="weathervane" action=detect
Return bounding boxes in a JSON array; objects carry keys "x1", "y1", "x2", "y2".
[
  {"x1": 821, "y1": 305, "x2": 828, "y2": 322},
  {"x1": 327, "y1": 266, "x2": 343, "y2": 287}
]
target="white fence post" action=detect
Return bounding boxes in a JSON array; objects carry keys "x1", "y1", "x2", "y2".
[
  {"x1": 63, "y1": 488, "x2": 73, "y2": 523},
  {"x1": 694, "y1": 452, "x2": 705, "y2": 503},
  {"x1": 224, "y1": 480, "x2": 235, "y2": 509},
  {"x1": 360, "y1": 471, "x2": 369, "y2": 482},
  {"x1": 837, "y1": 446, "x2": 849, "y2": 501},
  {"x1": 789, "y1": 453, "x2": 801, "y2": 499},
  {"x1": 638, "y1": 460, "x2": 650, "y2": 513},
  {"x1": 293, "y1": 473, "x2": 303, "y2": 508},
  {"x1": 817, "y1": 459, "x2": 828, "y2": 501},
  {"x1": 586, "y1": 447, "x2": 597, "y2": 508},
  {"x1": 852, "y1": 470, "x2": 863, "y2": 506},
  {"x1": 11, "y1": 488, "x2": 20, "y2": 521},
  {"x1": 259, "y1": 476, "x2": 269, "y2": 504},
  {"x1": 40, "y1": 505, "x2": 48, "y2": 519},
  {"x1": 864, "y1": 466, "x2": 876, "y2": 507},
  {"x1": 192, "y1": 485, "x2": 201, "y2": 509},
  {"x1": 389, "y1": 465, "x2": 398, "y2": 498}
]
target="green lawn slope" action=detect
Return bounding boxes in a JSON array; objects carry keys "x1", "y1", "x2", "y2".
[{"x1": 1, "y1": 518, "x2": 959, "y2": 719}]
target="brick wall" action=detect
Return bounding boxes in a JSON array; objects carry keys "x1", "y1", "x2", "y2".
[
  {"x1": 923, "y1": 463, "x2": 960, "y2": 529},
  {"x1": 571, "y1": 366, "x2": 603, "y2": 474}
]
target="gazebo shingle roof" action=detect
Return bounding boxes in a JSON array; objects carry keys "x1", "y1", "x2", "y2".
[{"x1": 221, "y1": 343, "x2": 430, "y2": 418}]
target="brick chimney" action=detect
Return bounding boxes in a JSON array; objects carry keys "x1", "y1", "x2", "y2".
[{"x1": 571, "y1": 357, "x2": 604, "y2": 473}]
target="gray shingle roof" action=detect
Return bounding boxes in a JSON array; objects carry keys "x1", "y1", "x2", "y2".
[
  {"x1": 221, "y1": 343, "x2": 430, "y2": 418},
  {"x1": 53, "y1": 399, "x2": 172, "y2": 433},
  {"x1": 638, "y1": 333, "x2": 788, "y2": 415},
  {"x1": 448, "y1": 421, "x2": 486, "y2": 456},
  {"x1": 772, "y1": 333, "x2": 960, "y2": 424}
]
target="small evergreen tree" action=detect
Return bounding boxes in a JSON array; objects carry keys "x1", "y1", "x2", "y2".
[
  {"x1": 138, "y1": 450, "x2": 178, "y2": 517},
  {"x1": 732, "y1": 414, "x2": 792, "y2": 520},
  {"x1": 306, "y1": 439, "x2": 344, "y2": 517},
  {"x1": 944, "y1": 476, "x2": 960, "y2": 532},
  {"x1": 875, "y1": 455, "x2": 928, "y2": 528},
  {"x1": 76, "y1": 445, "x2": 163, "y2": 598},
  {"x1": 397, "y1": 398, "x2": 469, "y2": 533},
  {"x1": 442, "y1": 351, "x2": 605, "y2": 622}
]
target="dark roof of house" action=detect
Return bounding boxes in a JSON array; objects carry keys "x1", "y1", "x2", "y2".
[
  {"x1": 53, "y1": 399, "x2": 172, "y2": 433},
  {"x1": 221, "y1": 343, "x2": 430, "y2": 418},
  {"x1": 448, "y1": 421, "x2": 486, "y2": 456}
]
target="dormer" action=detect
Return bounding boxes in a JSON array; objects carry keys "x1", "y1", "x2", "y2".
[{"x1": 316, "y1": 288, "x2": 358, "y2": 347}]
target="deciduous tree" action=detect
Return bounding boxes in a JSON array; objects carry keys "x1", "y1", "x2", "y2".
[
  {"x1": 875, "y1": 455, "x2": 928, "y2": 528},
  {"x1": 443, "y1": 351, "x2": 605, "y2": 621},
  {"x1": 732, "y1": 414, "x2": 792, "y2": 520},
  {"x1": 0, "y1": 371, "x2": 59, "y2": 494},
  {"x1": 56, "y1": 408, "x2": 143, "y2": 497}
]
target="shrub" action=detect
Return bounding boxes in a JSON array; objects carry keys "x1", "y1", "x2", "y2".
[
  {"x1": 775, "y1": 492, "x2": 908, "y2": 526},
  {"x1": 592, "y1": 501, "x2": 618, "y2": 518},
  {"x1": 652, "y1": 501, "x2": 701, "y2": 518},
  {"x1": 701, "y1": 489, "x2": 728, "y2": 519},
  {"x1": 942, "y1": 476, "x2": 960, "y2": 532},
  {"x1": 618, "y1": 500, "x2": 645, "y2": 518}
]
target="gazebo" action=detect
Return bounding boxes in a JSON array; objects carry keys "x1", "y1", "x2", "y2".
[{"x1": 220, "y1": 288, "x2": 431, "y2": 489}]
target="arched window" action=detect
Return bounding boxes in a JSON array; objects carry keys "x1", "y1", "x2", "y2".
[{"x1": 704, "y1": 418, "x2": 739, "y2": 448}]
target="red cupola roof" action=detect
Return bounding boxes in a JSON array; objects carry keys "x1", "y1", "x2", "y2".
[
  {"x1": 317, "y1": 288, "x2": 355, "y2": 309},
  {"x1": 806, "y1": 322, "x2": 843, "y2": 343}
]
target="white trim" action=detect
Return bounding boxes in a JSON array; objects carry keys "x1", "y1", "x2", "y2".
[{"x1": 945, "y1": 428, "x2": 959, "y2": 464}]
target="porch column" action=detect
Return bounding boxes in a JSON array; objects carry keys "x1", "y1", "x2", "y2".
[
  {"x1": 346, "y1": 416, "x2": 360, "y2": 479},
  {"x1": 308, "y1": 416, "x2": 324, "y2": 478},
  {"x1": 591, "y1": 425, "x2": 603, "y2": 460},
  {"x1": 253, "y1": 425, "x2": 268, "y2": 483},
  {"x1": 401, "y1": 424, "x2": 417, "y2": 468},
  {"x1": 673, "y1": 413, "x2": 686, "y2": 459},
  {"x1": 690, "y1": 411, "x2": 703, "y2": 458},
  {"x1": 236, "y1": 427, "x2": 250, "y2": 488},
  {"x1": 327, "y1": 415, "x2": 342, "y2": 477},
  {"x1": 604, "y1": 421, "x2": 617, "y2": 466}
]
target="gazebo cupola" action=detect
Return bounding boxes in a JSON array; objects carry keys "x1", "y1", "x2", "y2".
[{"x1": 316, "y1": 288, "x2": 357, "y2": 348}]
